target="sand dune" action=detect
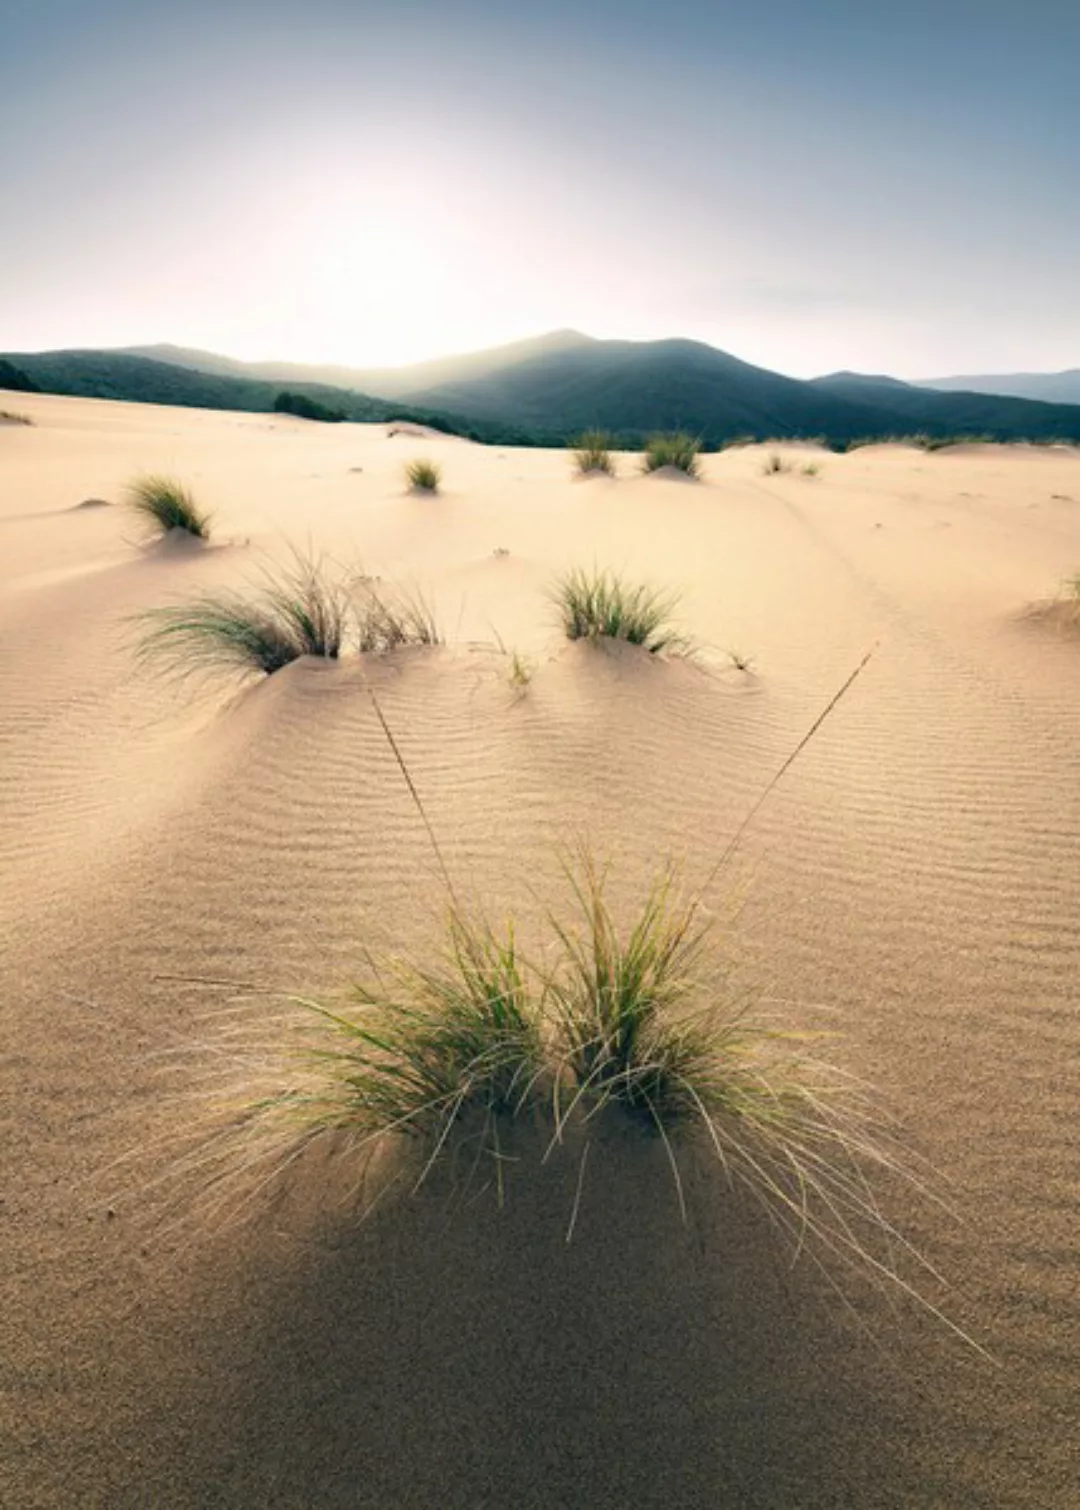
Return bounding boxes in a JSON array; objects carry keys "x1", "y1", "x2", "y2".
[{"x1": 3, "y1": 392, "x2": 1079, "y2": 1507}]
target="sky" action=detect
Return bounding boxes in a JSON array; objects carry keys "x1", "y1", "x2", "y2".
[{"x1": 2, "y1": 0, "x2": 1078, "y2": 379}]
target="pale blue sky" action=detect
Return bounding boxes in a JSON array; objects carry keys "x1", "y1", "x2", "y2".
[{"x1": 2, "y1": 0, "x2": 1077, "y2": 377}]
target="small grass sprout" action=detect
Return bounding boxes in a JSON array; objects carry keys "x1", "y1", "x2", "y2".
[
  {"x1": 642, "y1": 433, "x2": 701, "y2": 477},
  {"x1": 355, "y1": 583, "x2": 442, "y2": 653},
  {"x1": 801, "y1": 461, "x2": 821, "y2": 477},
  {"x1": 507, "y1": 649, "x2": 534, "y2": 692},
  {"x1": 572, "y1": 431, "x2": 616, "y2": 476},
  {"x1": 762, "y1": 453, "x2": 792, "y2": 475},
  {"x1": 551, "y1": 567, "x2": 689, "y2": 655},
  {"x1": 126, "y1": 473, "x2": 211, "y2": 539},
  {"x1": 405, "y1": 458, "x2": 442, "y2": 493}
]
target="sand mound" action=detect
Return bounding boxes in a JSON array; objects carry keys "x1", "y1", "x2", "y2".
[{"x1": 3, "y1": 393, "x2": 1080, "y2": 1508}]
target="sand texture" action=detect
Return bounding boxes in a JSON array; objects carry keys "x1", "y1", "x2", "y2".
[{"x1": 3, "y1": 393, "x2": 1079, "y2": 1507}]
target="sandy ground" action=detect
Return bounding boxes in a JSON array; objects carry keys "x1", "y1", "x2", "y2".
[{"x1": 2, "y1": 391, "x2": 1079, "y2": 1508}]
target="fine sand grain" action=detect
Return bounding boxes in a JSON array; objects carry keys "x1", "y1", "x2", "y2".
[{"x1": 2, "y1": 394, "x2": 1079, "y2": 1507}]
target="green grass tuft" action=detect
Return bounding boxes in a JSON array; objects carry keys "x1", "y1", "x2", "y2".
[
  {"x1": 550, "y1": 567, "x2": 688, "y2": 655},
  {"x1": 221, "y1": 856, "x2": 939, "y2": 1299},
  {"x1": 642, "y1": 433, "x2": 701, "y2": 477},
  {"x1": 135, "y1": 549, "x2": 355, "y2": 680},
  {"x1": 572, "y1": 431, "x2": 616, "y2": 476},
  {"x1": 405, "y1": 458, "x2": 442, "y2": 493},
  {"x1": 239, "y1": 912, "x2": 549, "y2": 1197},
  {"x1": 126, "y1": 473, "x2": 211, "y2": 539}
]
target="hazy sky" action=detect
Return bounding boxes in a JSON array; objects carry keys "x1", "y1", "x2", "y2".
[{"x1": 2, "y1": 0, "x2": 1077, "y2": 378}]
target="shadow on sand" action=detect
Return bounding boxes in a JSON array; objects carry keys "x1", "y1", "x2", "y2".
[{"x1": 107, "y1": 1129, "x2": 936, "y2": 1509}]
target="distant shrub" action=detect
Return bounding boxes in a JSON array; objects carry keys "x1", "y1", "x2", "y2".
[
  {"x1": 551, "y1": 567, "x2": 688, "y2": 655},
  {"x1": 405, "y1": 458, "x2": 442, "y2": 493},
  {"x1": 642, "y1": 433, "x2": 701, "y2": 477},
  {"x1": 572, "y1": 431, "x2": 616, "y2": 476},
  {"x1": 0, "y1": 359, "x2": 39, "y2": 393},
  {"x1": 125, "y1": 474, "x2": 211, "y2": 539},
  {"x1": 274, "y1": 391, "x2": 346, "y2": 423}
]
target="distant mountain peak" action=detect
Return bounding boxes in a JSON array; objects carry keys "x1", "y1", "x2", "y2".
[{"x1": 815, "y1": 370, "x2": 911, "y2": 387}]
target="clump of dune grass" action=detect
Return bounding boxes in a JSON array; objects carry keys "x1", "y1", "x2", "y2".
[
  {"x1": 762, "y1": 452, "x2": 791, "y2": 475},
  {"x1": 0, "y1": 408, "x2": 33, "y2": 425},
  {"x1": 214, "y1": 855, "x2": 957, "y2": 1319},
  {"x1": 126, "y1": 473, "x2": 211, "y2": 539},
  {"x1": 642, "y1": 433, "x2": 701, "y2": 478},
  {"x1": 572, "y1": 431, "x2": 616, "y2": 477},
  {"x1": 223, "y1": 912, "x2": 550, "y2": 1202},
  {"x1": 551, "y1": 567, "x2": 689, "y2": 655},
  {"x1": 355, "y1": 583, "x2": 441, "y2": 653},
  {"x1": 727, "y1": 648, "x2": 754, "y2": 672},
  {"x1": 801, "y1": 461, "x2": 821, "y2": 477},
  {"x1": 405, "y1": 458, "x2": 442, "y2": 493},
  {"x1": 136, "y1": 549, "x2": 354, "y2": 680}
]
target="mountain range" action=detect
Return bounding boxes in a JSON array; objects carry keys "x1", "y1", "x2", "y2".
[{"x1": 5, "y1": 330, "x2": 1080, "y2": 448}]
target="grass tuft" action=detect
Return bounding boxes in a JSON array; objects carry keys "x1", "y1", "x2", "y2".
[
  {"x1": 126, "y1": 473, "x2": 211, "y2": 539},
  {"x1": 355, "y1": 583, "x2": 442, "y2": 653},
  {"x1": 135, "y1": 549, "x2": 355, "y2": 680},
  {"x1": 0, "y1": 408, "x2": 33, "y2": 425},
  {"x1": 405, "y1": 458, "x2": 442, "y2": 493},
  {"x1": 219, "y1": 856, "x2": 948, "y2": 1310},
  {"x1": 801, "y1": 461, "x2": 821, "y2": 477},
  {"x1": 762, "y1": 453, "x2": 792, "y2": 475},
  {"x1": 572, "y1": 431, "x2": 616, "y2": 476},
  {"x1": 235, "y1": 912, "x2": 549, "y2": 1198},
  {"x1": 550, "y1": 567, "x2": 689, "y2": 655},
  {"x1": 642, "y1": 433, "x2": 701, "y2": 477}
]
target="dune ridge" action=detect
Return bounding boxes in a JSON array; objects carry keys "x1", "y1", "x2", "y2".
[{"x1": 2, "y1": 393, "x2": 1079, "y2": 1507}]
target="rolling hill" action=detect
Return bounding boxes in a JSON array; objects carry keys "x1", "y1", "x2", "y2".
[
  {"x1": 917, "y1": 368, "x2": 1080, "y2": 406},
  {"x1": 7, "y1": 335, "x2": 1080, "y2": 448}
]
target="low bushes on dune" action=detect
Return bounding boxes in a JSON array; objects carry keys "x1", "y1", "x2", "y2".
[
  {"x1": 571, "y1": 431, "x2": 616, "y2": 477},
  {"x1": 136, "y1": 550, "x2": 440, "y2": 681},
  {"x1": 642, "y1": 433, "x2": 701, "y2": 478},
  {"x1": 126, "y1": 473, "x2": 211, "y2": 540},
  {"x1": 551, "y1": 566, "x2": 689, "y2": 655}
]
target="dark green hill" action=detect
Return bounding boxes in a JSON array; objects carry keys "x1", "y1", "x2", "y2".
[
  {"x1": 0, "y1": 358, "x2": 39, "y2": 393},
  {"x1": 0, "y1": 349, "x2": 554, "y2": 446},
  {"x1": 810, "y1": 372, "x2": 1080, "y2": 442},
  {"x1": 392, "y1": 337, "x2": 893, "y2": 443}
]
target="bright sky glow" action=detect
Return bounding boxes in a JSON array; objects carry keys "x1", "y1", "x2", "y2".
[{"x1": 2, "y1": 0, "x2": 1078, "y2": 378}]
